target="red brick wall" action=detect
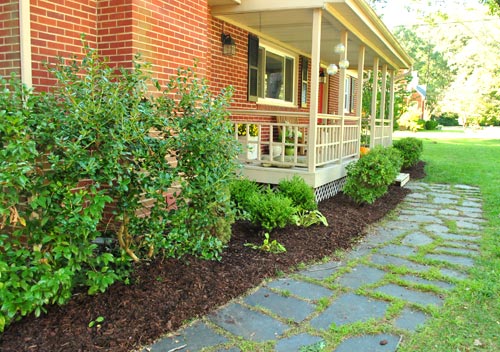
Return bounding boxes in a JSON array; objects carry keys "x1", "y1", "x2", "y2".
[
  {"x1": 30, "y1": 0, "x2": 98, "y2": 90},
  {"x1": 0, "y1": 1, "x2": 21, "y2": 78}
]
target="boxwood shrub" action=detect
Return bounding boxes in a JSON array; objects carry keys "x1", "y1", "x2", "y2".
[
  {"x1": 393, "y1": 137, "x2": 423, "y2": 168},
  {"x1": 343, "y1": 146, "x2": 402, "y2": 204}
]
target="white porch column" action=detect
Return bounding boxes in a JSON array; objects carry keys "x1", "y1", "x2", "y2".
[
  {"x1": 380, "y1": 64, "x2": 388, "y2": 146},
  {"x1": 356, "y1": 45, "x2": 365, "y2": 156},
  {"x1": 307, "y1": 8, "x2": 322, "y2": 173},
  {"x1": 388, "y1": 70, "x2": 396, "y2": 145},
  {"x1": 338, "y1": 29, "x2": 348, "y2": 160},
  {"x1": 19, "y1": 0, "x2": 32, "y2": 87},
  {"x1": 370, "y1": 57, "x2": 379, "y2": 148}
]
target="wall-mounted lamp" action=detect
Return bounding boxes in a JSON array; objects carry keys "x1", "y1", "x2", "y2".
[
  {"x1": 327, "y1": 43, "x2": 349, "y2": 75},
  {"x1": 221, "y1": 33, "x2": 236, "y2": 56}
]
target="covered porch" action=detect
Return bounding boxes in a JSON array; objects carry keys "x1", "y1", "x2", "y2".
[{"x1": 210, "y1": 0, "x2": 412, "y2": 196}]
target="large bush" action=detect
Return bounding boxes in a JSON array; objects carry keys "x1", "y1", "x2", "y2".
[
  {"x1": 343, "y1": 146, "x2": 402, "y2": 204},
  {"x1": 393, "y1": 137, "x2": 423, "y2": 168},
  {"x1": 0, "y1": 43, "x2": 239, "y2": 331}
]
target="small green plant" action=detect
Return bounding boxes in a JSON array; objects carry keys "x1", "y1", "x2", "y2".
[
  {"x1": 293, "y1": 210, "x2": 328, "y2": 227},
  {"x1": 299, "y1": 340, "x2": 326, "y2": 352},
  {"x1": 278, "y1": 176, "x2": 317, "y2": 211},
  {"x1": 244, "y1": 233, "x2": 286, "y2": 254},
  {"x1": 88, "y1": 316, "x2": 105, "y2": 328},
  {"x1": 247, "y1": 187, "x2": 297, "y2": 232},
  {"x1": 393, "y1": 137, "x2": 423, "y2": 168},
  {"x1": 343, "y1": 146, "x2": 402, "y2": 204}
]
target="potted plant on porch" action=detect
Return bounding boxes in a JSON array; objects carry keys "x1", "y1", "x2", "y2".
[{"x1": 238, "y1": 123, "x2": 259, "y2": 160}]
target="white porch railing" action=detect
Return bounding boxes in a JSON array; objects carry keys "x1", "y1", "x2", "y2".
[{"x1": 232, "y1": 111, "x2": 361, "y2": 170}]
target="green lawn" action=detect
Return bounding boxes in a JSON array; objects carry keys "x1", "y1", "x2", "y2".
[{"x1": 399, "y1": 138, "x2": 500, "y2": 352}]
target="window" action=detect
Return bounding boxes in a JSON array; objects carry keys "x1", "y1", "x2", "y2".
[
  {"x1": 247, "y1": 35, "x2": 296, "y2": 105},
  {"x1": 344, "y1": 76, "x2": 355, "y2": 113},
  {"x1": 300, "y1": 56, "x2": 308, "y2": 107}
]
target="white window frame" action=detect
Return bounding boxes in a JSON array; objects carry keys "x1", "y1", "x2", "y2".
[
  {"x1": 257, "y1": 42, "x2": 297, "y2": 107},
  {"x1": 344, "y1": 75, "x2": 355, "y2": 113}
]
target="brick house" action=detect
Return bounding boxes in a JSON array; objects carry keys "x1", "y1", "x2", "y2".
[{"x1": 1, "y1": 0, "x2": 411, "y2": 200}]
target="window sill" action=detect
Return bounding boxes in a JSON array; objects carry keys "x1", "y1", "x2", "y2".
[{"x1": 257, "y1": 98, "x2": 296, "y2": 109}]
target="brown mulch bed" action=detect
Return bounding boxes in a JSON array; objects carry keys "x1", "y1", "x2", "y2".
[{"x1": 0, "y1": 162, "x2": 426, "y2": 352}]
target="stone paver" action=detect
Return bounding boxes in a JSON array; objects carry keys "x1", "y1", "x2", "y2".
[
  {"x1": 400, "y1": 274, "x2": 455, "y2": 290},
  {"x1": 147, "y1": 321, "x2": 227, "y2": 352},
  {"x1": 299, "y1": 261, "x2": 341, "y2": 280},
  {"x1": 310, "y1": 293, "x2": 389, "y2": 330},
  {"x1": 244, "y1": 287, "x2": 315, "y2": 322},
  {"x1": 370, "y1": 254, "x2": 430, "y2": 273},
  {"x1": 401, "y1": 232, "x2": 434, "y2": 246},
  {"x1": 375, "y1": 284, "x2": 444, "y2": 306},
  {"x1": 394, "y1": 308, "x2": 429, "y2": 331},
  {"x1": 208, "y1": 303, "x2": 289, "y2": 342},
  {"x1": 267, "y1": 278, "x2": 333, "y2": 301},
  {"x1": 143, "y1": 182, "x2": 483, "y2": 351},
  {"x1": 275, "y1": 334, "x2": 324, "y2": 352},
  {"x1": 335, "y1": 264, "x2": 386, "y2": 290},
  {"x1": 425, "y1": 253, "x2": 475, "y2": 267}
]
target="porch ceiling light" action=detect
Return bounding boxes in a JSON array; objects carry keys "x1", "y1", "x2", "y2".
[
  {"x1": 334, "y1": 43, "x2": 345, "y2": 55},
  {"x1": 327, "y1": 63, "x2": 338, "y2": 76},
  {"x1": 339, "y1": 59, "x2": 350, "y2": 69},
  {"x1": 221, "y1": 33, "x2": 236, "y2": 56}
]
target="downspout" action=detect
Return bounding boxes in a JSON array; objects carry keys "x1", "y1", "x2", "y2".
[
  {"x1": 19, "y1": 0, "x2": 32, "y2": 87},
  {"x1": 308, "y1": 8, "x2": 322, "y2": 174}
]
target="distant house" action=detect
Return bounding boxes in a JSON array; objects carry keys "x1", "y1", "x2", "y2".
[
  {"x1": 407, "y1": 71, "x2": 427, "y2": 120},
  {"x1": 1, "y1": 0, "x2": 412, "y2": 200}
]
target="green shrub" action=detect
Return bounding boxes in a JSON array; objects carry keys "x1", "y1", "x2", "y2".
[
  {"x1": 277, "y1": 175, "x2": 317, "y2": 211},
  {"x1": 0, "y1": 41, "x2": 240, "y2": 331},
  {"x1": 247, "y1": 188, "x2": 297, "y2": 232},
  {"x1": 432, "y1": 112, "x2": 459, "y2": 126},
  {"x1": 343, "y1": 146, "x2": 402, "y2": 204},
  {"x1": 229, "y1": 178, "x2": 263, "y2": 217},
  {"x1": 424, "y1": 119, "x2": 439, "y2": 130},
  {"x1": 393, "y1": 137, "x2": 423, "y2": 168}
]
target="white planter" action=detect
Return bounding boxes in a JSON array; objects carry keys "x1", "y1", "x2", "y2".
[{"x1": 238, "y1": 136, "x2": 258, "y2": 160}]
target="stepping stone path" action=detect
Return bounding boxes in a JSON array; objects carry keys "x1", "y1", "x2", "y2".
[{"x1": 143, "y1": 183, "x2": 484, "y2": 351}]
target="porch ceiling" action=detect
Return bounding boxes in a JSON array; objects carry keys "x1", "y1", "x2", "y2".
[{"x1": 210, "y1": 0, "x2": 412, "y2": 71}]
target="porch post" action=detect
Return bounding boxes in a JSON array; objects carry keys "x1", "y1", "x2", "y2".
[
  {"x1": 308, "y1": 8, "x2": 322, "y2": 173},
  {"x1": 356, "y1": 45, "x2": 365, "y2": 156},
  {"x1": 370, "y1": 57, "x2": 379, "y2": 148},
  {"x1": 388, "y1": 70, "x2": 396, "y2": 145},
  {"x1": 380, "y1": 64, "x2": 388, "y2": 145},
  {"x1": 338, "y1": 29, "x2": 348, "y2": 160},
  {"x1": 19, "y1": 0, "x2": 32, "y2": 87}
]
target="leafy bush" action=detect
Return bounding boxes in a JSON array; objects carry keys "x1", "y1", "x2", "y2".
[
  {"x1": 393, "y1": 137, "x2": 423, "y2": 168},
  {"x1": 343, "y1": 146, "x2": 402, "y2": 204},
  {"x1": 277, "y1": 176, "x2": 317, "y2": 211},
  {"x1": 0, "y1": 42, "x2": 239, "y2": 331},
  {"x1": 229, "y1": 178, "x2": 263, "y2": 218},
  {"x1": 398, "y1": 106, "x2": 423, "y2": 132},
  {"x1": 432, "y1": 112, "x2": 459, "y2": 126},
  {"x1": 247, "y1": 188, "x2": 297, "y2": 232},
  {"x1": 424, "y1": 119, "x2": 439, "y2": 130}
]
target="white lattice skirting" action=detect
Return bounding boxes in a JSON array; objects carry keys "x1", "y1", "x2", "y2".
[{"x1": 315, "y1": 177, "x2": 347, "y2": 202}]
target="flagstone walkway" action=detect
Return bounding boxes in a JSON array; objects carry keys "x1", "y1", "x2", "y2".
[{"x1": 142, "y1": 182, "x2": 484, "y2": 352}]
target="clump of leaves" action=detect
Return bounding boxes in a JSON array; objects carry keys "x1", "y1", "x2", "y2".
[
  {"x1": 343, "y1": 146, "x2": 402, "y2": 204},
  {"x1": 393, "y1": 137, "x2": 423, "y2": 168},
  {"x1": 244, "y1": 233, "x2": 286, "y2": 254},
  {"x1": 246, "y1": 187, "x2": 297, "y2": 232},
  {"x1": 229, "y1": 178, "x2": 263, "y2": 219},
  {"x1": 293, "y1": 210, "x2": 328, "y2": 227},
  {"x1": 278, "y1": 175, "x2": 317, "y2": 211}
]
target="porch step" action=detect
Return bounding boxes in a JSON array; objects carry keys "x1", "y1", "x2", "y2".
[{"x1": 395, "y1": 173, "x2": 410, "y2": 187}]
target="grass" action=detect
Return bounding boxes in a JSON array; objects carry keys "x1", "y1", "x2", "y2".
[{"x1": 398, "y1": 138, "x2": 500, "y2": 352}]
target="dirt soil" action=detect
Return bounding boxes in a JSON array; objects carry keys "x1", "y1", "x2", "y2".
[{"x1": 0, "y1": 162, "x2": 425, "y2": 352}]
